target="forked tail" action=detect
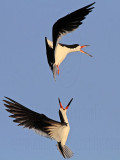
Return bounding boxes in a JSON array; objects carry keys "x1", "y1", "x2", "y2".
[{"x1": 56, "y1": 142, "x2": 73, "y2": 159}]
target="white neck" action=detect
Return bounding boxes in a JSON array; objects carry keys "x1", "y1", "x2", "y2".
[{"x1": 68, "y1": 46, "x2": 80, "y2": 54}]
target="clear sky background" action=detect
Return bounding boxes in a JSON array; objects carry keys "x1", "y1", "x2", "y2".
[{"x1": 0, "y1": 0, "x2": 120, "y2": 160}]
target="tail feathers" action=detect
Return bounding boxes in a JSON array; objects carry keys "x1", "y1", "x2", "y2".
[
  {"x1": 56, "y1": 142, "x2": 73, "y2": 159},
  {"x1": 53, "y1": 64, "x2": 57, "y2": 81}
]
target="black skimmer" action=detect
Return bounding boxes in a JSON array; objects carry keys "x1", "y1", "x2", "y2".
[
  {"x1": 3, "y1": 97, "x2": 73, "y2": 159},
  {"x1": 45, "y1": 2, "x2": 95, "y2": 80}
]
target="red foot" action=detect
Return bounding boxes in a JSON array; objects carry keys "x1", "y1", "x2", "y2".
[{"x1": 57, "y1": 65, "x2": 59, "y2": 75}]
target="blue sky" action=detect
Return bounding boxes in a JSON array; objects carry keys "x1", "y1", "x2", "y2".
[{"x1": 0, "y1": 0, "x2": 120, "y2": 160}]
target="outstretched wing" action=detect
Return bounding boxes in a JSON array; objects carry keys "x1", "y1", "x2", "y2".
[
  {"x1": 52, "y1": 2, "x2": 95, "y2": 50},
  {"x1": 3, "y1": 97, "x2": 65, "y2": 141}
]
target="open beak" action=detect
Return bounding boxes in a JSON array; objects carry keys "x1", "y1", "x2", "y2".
[
  {"x1": 65, "y1": 98, "x2": 73, "y2": 110},
  {"x1": 80, "y1": 45, "x2": 93, "y2": 57}
]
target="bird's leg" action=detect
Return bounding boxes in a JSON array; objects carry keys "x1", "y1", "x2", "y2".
[
  {"x1": 80, "y1": 45, "x2": 93, "y2": 57},
  {"x1": 57, "y1": 65, "x2": 59, "y2": 75}
]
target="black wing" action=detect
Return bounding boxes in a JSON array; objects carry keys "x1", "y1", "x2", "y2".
[
  {"x1": 3, "y1": 97, "x2": 62, "y2": 139},
  {"x1": 52, "y1": 2, "x2": 95, "y2": 50},
  {"x1": 45, "y1": 37, "x2": 55, "y2": 71}
]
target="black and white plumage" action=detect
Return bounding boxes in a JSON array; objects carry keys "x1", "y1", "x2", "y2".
[
  {"x1": 3, "y1": 97, "x2": 73, "y2": 159},
  {"x1": 45, "y1": 2, "x2": 95, "y2": 80}
]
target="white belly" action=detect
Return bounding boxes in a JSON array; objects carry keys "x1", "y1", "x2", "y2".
[
  {"x1": 55, "y1": 45, "x2": 69, "y2": 65},
  {"x1": 46, "y1": 39, "x2": 71, "y2": 66},
  {"x1": 60, "y1": 125, "x2": 70, "y2": 146}
]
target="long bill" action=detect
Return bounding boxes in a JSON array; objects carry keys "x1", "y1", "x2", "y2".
[
  {"x1": 58, "y1": 98, "x2": 64, "y2": 109},
  {"x1": 80, "y1": 45, "x2": 93, "y2": 57},
  {"x1": 65, "y1": 98, "x2": 73, "y2": 110}
]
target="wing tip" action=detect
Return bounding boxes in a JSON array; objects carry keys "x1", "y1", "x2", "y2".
[
  {"x1": 84, "y1": 2, "x2": 96, "y2": 11},
  {"x1": 88, "y1": 2, "x2": 96, "y2": 7},
  {"x1": 45, "y1": 36, "x2": 47, "y2": 41}
]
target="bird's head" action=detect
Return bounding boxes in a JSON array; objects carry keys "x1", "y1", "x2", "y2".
[{"x1": 58, "y1": 98, "x2": 73, "y2": 112}]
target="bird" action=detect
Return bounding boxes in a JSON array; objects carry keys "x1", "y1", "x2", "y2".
[
  {"x1": 3, "y1": 97, "x2": 73, "y2": 159},
  {"x1": 45, "y1": 2, "x2": 95, "y2": 80}
]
